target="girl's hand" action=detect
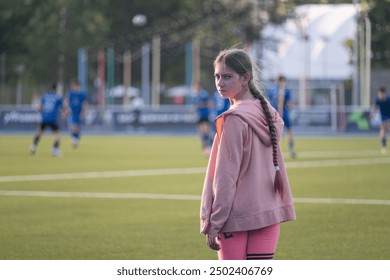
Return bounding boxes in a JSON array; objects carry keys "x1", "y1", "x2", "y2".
[{"x1": 206, "y1": 234, "x2": 220, "y2": 251}]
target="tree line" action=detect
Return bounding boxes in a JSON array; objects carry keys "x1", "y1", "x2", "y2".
[{"x1": 0, "y1": 0, "x2": 388, "y2": 104}]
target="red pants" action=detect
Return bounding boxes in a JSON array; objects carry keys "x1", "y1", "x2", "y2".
[{"x1": 217, "y1": 224, "x2": 280, "y2": 260}]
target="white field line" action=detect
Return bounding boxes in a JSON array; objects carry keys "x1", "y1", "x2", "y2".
[
  {"x1": 0, "y1": 167, "x2": 206, "y2": 183},
  {"x1": 296, "y1": 150, "x2": 385, "y2": 158},
  {"x1": 285, "y1": 157, "x2": 390, "y2": 168},
  {"x1": 1, "y1": 157, "x2": 390, "y2": 183},
  {"x1": 0, "y1": 191, "x2": 200, "y2": 201},
  {"x1": 0, "y1": 190, "x2": 389, "y2": 206},
  {"x1": 293, "y1": 197, "x2": 390, "y2": 205}
]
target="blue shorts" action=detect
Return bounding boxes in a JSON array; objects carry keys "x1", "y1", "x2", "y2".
[
  {"x1": 283, "y1": 115, "x2": 292, "y2": 129},
  {"x1": 381, "y1": 115, "x2": 390, "y2": 123},
  {"x1": 69, "y1": 115, "x2": 82, "y2": 126}
]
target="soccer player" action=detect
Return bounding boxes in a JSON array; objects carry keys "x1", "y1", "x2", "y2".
[
  {"x1": 267, "y1": 75, "x2": 296, "y2": 158},
  {"x1": 30, "y1": 83, "x2": 66, "y2": 157},
  {"x1": 194, "y1": 82, "x2": 213, "y2": 157},
  {"x1": 212, "y1": 90, "x2": 230, "y2": 117},
  {"x1": 372, "y1": 86, "x2": 390, "y2": 154},
  {"x1": 66, "y1": 79, "x2": 88, "y2": 148},
  {"x1": 210, "y1": 90, "x2": 231, "y2": 134}
]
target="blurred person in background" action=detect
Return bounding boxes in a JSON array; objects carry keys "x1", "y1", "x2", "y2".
[
  {"x1": 130, "y1": 91, "x2": 145, "y2": 131},
  {"x1": 200, "y1": 48, "x2": 296, "y2": 260},
  {"x1": 194, "y1": 82, "x2": 213, "y2": 157},
  {"x1": 210, "y1": 90, "x2": 230, "y2": 131},
  {"x1": 30, "y1": 83, "x2": 66, "y2": 157},
  {"x1": 66, "y1": 79, "x2": 88, "y2": 148},
  {"x1": 267, "y1": 75, "x2": 296, "y2": 158},
  {"x1": 371, "y1": 86, "x2": 390, "y2": 154}
]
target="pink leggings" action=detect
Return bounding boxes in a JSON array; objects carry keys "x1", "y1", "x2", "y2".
[{"x1": 217, "y1": 224, "x2": 280, "y2": 260}]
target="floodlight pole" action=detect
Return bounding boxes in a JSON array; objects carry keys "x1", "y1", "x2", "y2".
[
  {"x1": 192, "y1": 37, "x2": 200, "y2": 91},
  {"x1": 141, "y1": 43, "x2": 151, "y2": 105},
  {"x1": 352, "y1": 0, "x2": 359, "y2": 106},
  {"x1": 152, "y1": 35, "x2": 161, "y2": 108},
  {"x1": 354, "y1": 0, "x2": 371, "y2": 108},
  {"x1": 123, "y1": 50, "x2": 131, "y2": 109},
  {"x1": 57, "y1": 1, "x2": 67, "y2": 96},
  {"x1": 363, "y1": 13, "x2": 371, "y2": 107}
]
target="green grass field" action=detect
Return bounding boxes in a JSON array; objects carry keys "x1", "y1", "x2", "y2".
[{"x1": 0, "y1": 134, "x2": 389, "y2": 260}]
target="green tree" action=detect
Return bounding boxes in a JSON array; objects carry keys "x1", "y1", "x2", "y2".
[
  {"x1": 368, "y1": 0, "x2": 390, "y2": 69},
  {"x1": 0, "y1": 0, "x2": 37, "y2": 85},
  {"x1": 23, "y1": 0, "x2": 109, "y2": 85},
  {"x1": 0, "y1": 0, "x2": 109, "y2": 89},
  {"x1": 104, "y1": 0, "x2": 258, "y2": 89},
  {"x1": 1, "y1": 0, "x2": 388, "y2": 104}
]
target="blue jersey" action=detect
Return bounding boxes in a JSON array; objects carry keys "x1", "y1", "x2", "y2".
[
  {"x1": 68, "y1": 90, "x2": 87, "y2": 116},
  {"x1": 212, "y1": 91, "x2": 230, "y2": 117},
  {"x1": 40, "y1": 92, "x2": 63, "y2": 123},
  {"x1": 376, "y1": 96, "x2": 390, "y2": 119},
  {"x1": 267, "y1": 86, "x2": 291, "y2": 115},
  {"x1": 196, "y1": 89, "x2": 211, "y2": 119},
  {"x1": 267, "y1": 86, "x2": 293, "y2": 128}
]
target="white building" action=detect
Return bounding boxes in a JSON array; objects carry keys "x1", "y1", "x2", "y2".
[{"x1": 261, "y1": 4, "x2": 358, "y2": 81}]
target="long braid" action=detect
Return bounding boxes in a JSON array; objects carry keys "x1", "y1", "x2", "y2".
[{"x1": 249, "y1": 82, "x2": 284, "y2": 198}]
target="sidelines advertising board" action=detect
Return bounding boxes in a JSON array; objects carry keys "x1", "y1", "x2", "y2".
[
  {"x1": 0, "y1": 106, "x2": 378, "y2": 133},
  {"x1": 0, "y1": 110, "x2": 48, "y2": 130},
  {"x1": 0, "y1": 106, "x2": 198, "y2": 132}
]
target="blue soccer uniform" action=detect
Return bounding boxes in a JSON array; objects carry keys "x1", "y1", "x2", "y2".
[
  {"x1": 30, "y1": 86, "x2": 64, "y2": 157},
  {"x1": 40, "y1": 92, "x2": 63, "y2": 127},
  {"x1": 68, "y1": 90, "x2": 87, "y2": 125},
  {"x1": 66, "y1": 81, "x2": 88, "y2": 148},
  {"x1": 267, "y1": 76, "x2": 296, "y2": 158},
  {"x1": 375, "y1": 96, "x2": 390, "y2": 122},
  {"x1": 212, "y1": 90, "x2": 230, "y2": 117},
  {"x1": 267, "y1": 86, "x2": 292, "y2": 129},
  {"x1": 195, "y1": 87, "x2": 213, "y2": 156},
  {"x1": 374, "y1": 90, "x2": 390, "y2": 153},
  {"x1": 196, "y1": 89, "x2": 211, "y2": 124}
]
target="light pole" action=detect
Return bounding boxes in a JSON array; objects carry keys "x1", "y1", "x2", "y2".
[
  {"x1": 321, "y1": 36, "x2": 329, "y2": 80},
  {"x1": 57, "y1": 1, "x2": 67, "y2": 96},
  {"x1": 361, "y1": 12, "x2": 371, "y2": 107},
  {"x1": 352, "y1": 0, "x2": 360, "y2": 106},
  {"x1": 141, "y1": 42, "x2": 150, "y2": 105},
  {"x1": 152, "y1": 35, "x2": 161, "y2": 107}
]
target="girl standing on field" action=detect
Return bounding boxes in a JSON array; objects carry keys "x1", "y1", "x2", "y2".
[{"x1": 200, "y1": 48, "x2": 296, "y2": 260}]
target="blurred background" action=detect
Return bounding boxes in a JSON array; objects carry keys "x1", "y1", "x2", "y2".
[{"x1": 0, "y1": 0, "x2": 389, "y2": 134}]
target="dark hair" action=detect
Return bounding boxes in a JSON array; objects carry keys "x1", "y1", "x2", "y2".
[
  {"x1": 379, "y1": 86, "x2": 386, "y2": 93},
  {"x1": 214, "y1": 48, "x2": 284, "y2": 197},
  {"x1": 70, "y1": 78, "x2": 80, "y2": 86},
  {"x1": 278, "y1": 75, "x2": 286, "y2": 82}
]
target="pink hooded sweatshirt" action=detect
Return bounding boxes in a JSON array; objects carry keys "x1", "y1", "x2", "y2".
[{"x1": 200, "y1": 99, "x2": 296, "y2": 237}]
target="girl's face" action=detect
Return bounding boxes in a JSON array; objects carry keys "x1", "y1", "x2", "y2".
[
  {"x1": 378, "y1": 91, "x2": 385, "y2": 100},
  {"x1": 214, "y1": 63, "x2": 246, "y2": 100}
]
